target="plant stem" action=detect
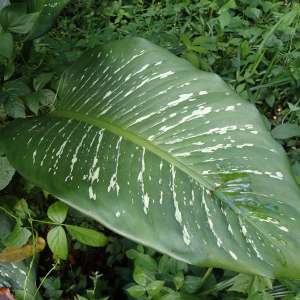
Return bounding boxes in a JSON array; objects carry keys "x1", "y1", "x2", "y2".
[{"x1": 194, "y1": 267, "x2": 213, "y2": 294}]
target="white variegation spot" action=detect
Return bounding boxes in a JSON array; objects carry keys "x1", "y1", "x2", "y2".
[
  {"x1": 225, "y1": 106, "x2": 235, "y2": 111},
  {"x1": 199, "y1": 91, "x2": 208, "y2": 95},
  {"x1": 183, "y1": 225, "x2": 191, "y2": 245},
  {"x1": 229, "y1": 251, "x2": 237, "y2": 260},
  {"x1": 278, "y1": 226, "x2": 288, "y2": 232},
  {"x1": 236, "y1": 143, "x2": 254, "y2": 148},
  {"x1": 116, "y1": 211, "x2": 120, "y2": 217}
]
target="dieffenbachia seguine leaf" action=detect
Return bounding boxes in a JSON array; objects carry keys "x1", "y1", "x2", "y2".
[{"x1": 1, "y1": 37, "x2": 300, "y2": 278}]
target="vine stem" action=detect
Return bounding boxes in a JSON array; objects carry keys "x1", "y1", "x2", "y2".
[
  {"x1": 33, "y1": 259, "x2": 60, "y2": 300},
  {"x1": 194, "y1": 267, "x2": 213, "y2": 294}
]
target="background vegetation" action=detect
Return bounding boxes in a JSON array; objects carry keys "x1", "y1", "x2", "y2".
[{"x1": 2, "y1": 0, "x2": 300, "y2": 299}]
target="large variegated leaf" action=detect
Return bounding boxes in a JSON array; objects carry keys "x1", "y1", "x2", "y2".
[
  {"x1": 0, "y1": 257, "x2": 43, "y2": 299},
  {"x1": 1, "y1": 37, "x2": 300, "y2": 278}
]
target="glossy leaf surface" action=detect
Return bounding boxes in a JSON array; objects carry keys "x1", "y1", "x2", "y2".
[
  {"x1": 10, "y1": 0, "x2": 70, "y2": 41},
  {"x1": 1, "y1": 38, "x2": 300, "y2": 278}
]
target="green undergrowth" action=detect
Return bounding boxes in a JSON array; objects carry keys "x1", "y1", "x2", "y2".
[{"x1": 2, "y1": 0, "x2": 300, "y2": 299}]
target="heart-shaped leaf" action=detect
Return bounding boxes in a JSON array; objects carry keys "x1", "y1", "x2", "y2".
[{"x1": 1, "y1": 37, "x2": 300, "y2": 278}]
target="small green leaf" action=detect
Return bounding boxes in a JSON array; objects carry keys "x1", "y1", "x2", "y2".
[
  {"x1": 47, "y1": 201, "x2": 69, "y2": 223},
  {"x1": 133, "y1": 265, "x2": 146, "y2": 286},
  {"x1": 4, "y1": 218, "x2": 31, "y2": 248},
  {"x1": 236, "y1": 83, "x2": 245, "y2": 93},
  {"x1": 47, "y1": 226, "x2": 68, "y2": 259},
  {"x1": 228, "y1": 273, "x2": 253, "y2": 293},
  {"x1": 126, "y1": 249, "x2": 139, "y2": 260},
  {"x1": 0, "y1": 210, "x2": 15, "y2": 243},
  {"x1": 169, "y1": 258, "x2": 188, "y2": 276},
  {"x1": 0, "y1": 156, "x2": 15, "y2": 190},
  {"x1": 126, "y1": 285, "x2": 146, "y2": 298},
  {"x1": 218, "y1": 11, "x2": 231, "y2": 28},
  {"x1": 271, "y1": 123, "x2": 300, "y2": 140},
  {"x1": 266, "y1": 94, "x2": 275, "y2": 107},
  {"x1": 6, "y1": 80, "x2": 31, "y2": 97},
  {"x1": 241, "y1": 40, "x2": 249, "y2": 58},
  {"x1": 66, "y1": 225, "x2": 109, "y2": 247},
  {"x1": 190, "y1": 46, "x2": 208, "y2": 54},
  {"x1": 248, "y1": 293, "x2": 262, "y2": 300},
  {"x1": 139, "y1": 253, "x2": 158, "y2": 271},
  {"x1": 288, "y1": 102, "x2": 300, "y2": 112},
  {"x1": 146, "y1": 280, "x2": 164, "y2": 296},
  {"x1": 33, "y1": 73, "x2": 54, "y2": 92},
  {"x1": 0, "y1": 33, "x2": 13, "y2": 59},
  {"x1": 192, "y1": 36, "x2": 212, "y2": 46},
  {"x1": 218, "y1": 0, "x2": 236, "y2": 14},
  {"x1": 4, "y1": 62, "x2": 15, "y2": 81},
  {"x1": 180, "y1": 33, "x2": 190, "y2": 48},
  {"x1": 262, "y1": 292, "x2": 274, "y2": 300},
  {"x1": 26, "y1": 93, "x2": 40, "y2": 115},
  {"x1": 261, "y1": 2, "x2": 272, "y2": 13},
  {"x1": 187, "y1": 52, "x2": 199, "y2": 69},
  {"x1": 39, "y1": 89, "x2": 56, "y2": 105},
  {"x1": 174, "y1": 271, "x2": 184, "y2": 290},
  {"x1": 158, "y1": 255, "x2": 169, "y2": 273},
  {"x1": 180, "y1": 276, "x2": 202, "y2": 294}
]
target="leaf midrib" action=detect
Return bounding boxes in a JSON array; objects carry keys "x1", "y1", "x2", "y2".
[{"x1": 49, "y1": 109, "x2": 215, "y2": 190}]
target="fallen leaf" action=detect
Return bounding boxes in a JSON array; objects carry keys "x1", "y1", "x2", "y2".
[{"x1": 0, "y1": 237, "x2": 46, "y2": 262}]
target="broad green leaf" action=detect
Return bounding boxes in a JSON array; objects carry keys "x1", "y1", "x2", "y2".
[
  {"x1": 66, "y1": 225, "x2": 109, "y2": 246},
  {"x1": 47, "y1": 226, "x2": 68, "y2": 259},
  {"x1": 38, "y1": 89, "x2": 56, "y2": 105},
  {"x1": 0, "y1": 236, "x2": 46, "y2": 262},
  {"x1": 6, "y1": 80, "x2": 31, "y2": 97},
  {"x1": 126, "y1": 285, "x2": 146, "y2": 298},
  {"x1": 0, "y1": 157, "x2": 15, "y2": 190},
  {"x1": 271, "y1": 123, "x2": 300, "y2": 139},
  {"x1": 47, "y1": 200, "x2": 68, "y2": 223},
  {"x1": 4, "y1": 96, "x2": 25, "y2": 118},
  {"x1": 0, "y1": 33, "x2": 13, "y2": 59},
  {"x1": 0, "y1": 3, "x2": 27, "y2": 31},
  {"x1": 1, "y1": 38, "x2": 300, "y2": 278},
  {"x1": 33, "y1": 73, "x2": 54, "y2": 91},
  {"x1": 23, "y1": 0, "x2": 71, "y2": 42},
  {"x1": 4, "y1": 62, "x2": 15, "y2": 81},
  {"x1": 8, "y1": 11, "x2": 40, "y2": 34},
  {"x1": 26, "y1": 92, "x2": 41, "y2": 114},
  {"x1": 4, "y1": 218, "x2": 31, "y2": 248}
]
